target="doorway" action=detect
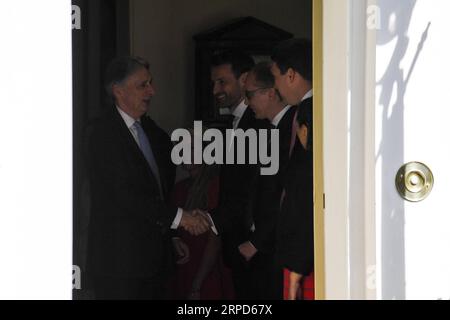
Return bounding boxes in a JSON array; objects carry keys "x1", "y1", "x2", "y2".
[{"x1": 73, "y1": 0, "x2": 315, "y2": 300}]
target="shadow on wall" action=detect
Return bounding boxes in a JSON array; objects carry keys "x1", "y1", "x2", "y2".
[{"x1": 376, "y1": 0, "x2": 431, "y2": 300}]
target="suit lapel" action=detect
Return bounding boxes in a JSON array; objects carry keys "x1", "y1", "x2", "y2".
[
  {"x1": 237, "y1": 107, "x2": 253, "y2": 130},
  {"x1": 277, "y1": 106, "x2": 297, "y2": 170},
  {"x1": 111, "y1": 108, "x2": 146, "y2": 165},
  {"x1": 140, "y1": 116, "x2": 169, "y2": 199},
  {"x1": 111, "y1": 108, "x2": 163, "y2": 194}
]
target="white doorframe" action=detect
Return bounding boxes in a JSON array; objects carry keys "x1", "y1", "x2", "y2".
[
  {"x1": 322, "y1": 0, "x2": 351, "y2": 300},
  {"x1": 321, "y1": 0, "x2": 377, "y2": 299}
]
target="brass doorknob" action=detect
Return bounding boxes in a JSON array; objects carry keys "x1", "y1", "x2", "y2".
[{"x1": 396, "y1": 162, "x2": 434, "y2": 202}]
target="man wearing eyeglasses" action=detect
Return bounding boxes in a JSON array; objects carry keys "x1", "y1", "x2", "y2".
[{"x1": 236, "y1": 61, "x2": 295, "y2": 299}]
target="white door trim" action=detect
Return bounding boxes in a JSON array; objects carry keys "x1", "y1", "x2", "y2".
[{"x1": 322, "y1": 0, "x2": 377, "y2": 299}]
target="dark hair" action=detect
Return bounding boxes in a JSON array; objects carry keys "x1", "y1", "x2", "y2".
[
  {"x1": 271, "y1": 38, "x2": 312, "y2": 82},
  {"x1": 251, "y1": 61, "x2": 282, "y2": 100},
  {"x1": 104, "y1": 56, "x2": 150, "y2": 102},
  {"x1": 211, "y1": 49, "x2": 255, "y2": 79}
]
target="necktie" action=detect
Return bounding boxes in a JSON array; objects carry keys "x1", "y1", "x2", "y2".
[
  {"x1": 225, "y1": 115, "x2": 234, "y2": 129},
  {"x1": 228, "y1": 115, "x2": 240, "y2": 152},
  {"x1": 133, "y1": 121, "x2": 164, "y2": 199},
  {"x1": 289, "y1": 108, "x2": 299, "y2": 157}
]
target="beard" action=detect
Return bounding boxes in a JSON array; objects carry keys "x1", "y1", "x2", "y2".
[{"x1": 214, "y1": 92, "x2": 241, "y2": 109}]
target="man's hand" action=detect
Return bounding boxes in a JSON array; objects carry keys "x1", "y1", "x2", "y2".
[
  {"x1": 238, "y1": 241, "x2": 258, "y2": 261},
  {"x1": 180, "y1": 209, "x2": 211, "y2": 236},
  {"x1": 172, "y1": 237, "x2": 190, "y2": 265}
]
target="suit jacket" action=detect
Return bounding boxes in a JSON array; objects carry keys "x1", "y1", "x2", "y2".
[
  {"x1": 86, "y1": 107, "x2": 177, "y2": 279},
  {"x1": 249, "y1": 105, "x2": 297, "y2": 254},
  {"x1": 276, "y1": 97, "x2": 314, "y2": 275},
  {"x1": 211, "y1": 107, "x2": 269, "y2": 266}
]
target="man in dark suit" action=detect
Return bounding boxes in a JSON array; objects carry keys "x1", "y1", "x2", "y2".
[
  {"x1": 271, "y1": 39, "x2": 313, "y2": 108},
  {"x1": 238, "y1": 61, "x2": 296, "y2": 299},
  {"x1": 271, "y1": 39, "x2": 314, "y2": 300},
  {"x1": 206, "y1": 50, "x2": 269, "y2": 299},
  {"x1": 86, "y1": 56, "x2": 210, "y2": 299}
]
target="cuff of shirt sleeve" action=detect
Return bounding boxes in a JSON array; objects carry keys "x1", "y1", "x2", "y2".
[
  {"x1": 171, "y1": 208, "x2": 183, "y2": 229},
  {"x1": 206, "y1": 213, "x2": 219, "y2": 235},
  {"x1": 248, "y1": 241, "x2": 257, "y2": 252}
]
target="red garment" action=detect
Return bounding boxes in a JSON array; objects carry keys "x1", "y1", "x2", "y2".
[
  {"x1": 283, "y1": 269, "x2": 315, "y2": 300},
  {"x1": 169, "y1": 176, "x2": 235, "y2": 300}
]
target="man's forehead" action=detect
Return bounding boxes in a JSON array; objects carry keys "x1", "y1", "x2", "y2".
[
  {"x1": 129, "y1": 68, "x2": 151, "y2": 82},
  {"x1": 211, "y1": 64, "x2": 234, "y2": 77}
]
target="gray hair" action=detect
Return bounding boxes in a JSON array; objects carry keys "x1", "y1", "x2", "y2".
[
  {"x1": 251, "y1": 61, "x2": 282, "y2": 101},
  {"x1": 104, "y1": 56, "x2": 150, "y2": 103}
]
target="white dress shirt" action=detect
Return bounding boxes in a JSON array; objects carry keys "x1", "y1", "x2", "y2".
[
  {"x1": 271, "y1": 105, "x2": 292, "y2": 128},
  {"x1": 231, "y1": 100, "x2": 248, "y2": 130},
  {"x1": 301, "y1": 89, "x2": 313, "y2": 102},
  {"x1": 227, "y1": 100, "x2": 248, "y2": 152},
  {"x1": 116, "y1": 106, "x2": 140, "y2": 144}
]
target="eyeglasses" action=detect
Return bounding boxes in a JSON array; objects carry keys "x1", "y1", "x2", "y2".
[{"x1": 245, "y1": 87, "x2": 271, "y2": 100}]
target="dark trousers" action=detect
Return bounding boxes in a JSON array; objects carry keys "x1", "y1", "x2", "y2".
[
  {"x1": 228, "y1": 250, "x2": 283, "y2": 300},
  {"x1": 230, "y1": 260, "x2": 253, "y2": 300},
  {"x1": 92, "y1": 276, "x2": 165, "y2": 300},
  {"x1": 249, "y1": 252, "x2": 283, "y2": 300},
  {"x1": 223, "y1": 236, "x2": 252, "y2": 300}
]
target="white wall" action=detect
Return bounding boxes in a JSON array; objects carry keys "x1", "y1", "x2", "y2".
[
  {"x1": 0, "y1": 0, "x2": 73, "y2": 299},
  {"x1": 130, "y1": 0, "x2": 312, "y2": 133}
]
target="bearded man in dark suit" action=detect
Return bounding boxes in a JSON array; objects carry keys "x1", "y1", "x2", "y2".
[{"x1": 204, "y1": 50, "x2": 270, "y2": 299}]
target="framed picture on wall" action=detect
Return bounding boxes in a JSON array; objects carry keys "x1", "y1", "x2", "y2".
[{"x1": 193, "y1": 16, "x2": 293, "y2": 129}]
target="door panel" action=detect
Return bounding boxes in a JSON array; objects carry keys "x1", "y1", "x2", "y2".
[{"x1": 376, "y1": 0, "x2": 450, "y2": 300}]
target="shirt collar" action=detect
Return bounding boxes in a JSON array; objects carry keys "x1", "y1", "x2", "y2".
[
  {"x1": 271, "y1": 105, "x2": 292, "y2": 127},
  {"x1": 116, "y1": 105, "x2": 138, "y2": 129},
  {"x1": 232, "y1": 100, "x2": 248, "y2": 119},
  {"x1": 301, "y1": 89, "x2": 313, "y2": 102}
]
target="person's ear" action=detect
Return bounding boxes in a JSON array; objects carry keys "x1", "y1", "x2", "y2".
[
  {"x1": 287, "y1": 68, "x2": 296, "y2": 84},
  {"x1": 112, "y1": 83, "x2": 122, "y2": 101},
  {"x1": 268, "y1": 88, "x2": 277, "y2": 100},
  {"x1": 297, "y1": 124, "x2": 309, "y2": 150},
  {"x1": 239, "y1": 72, "x2": 249, "y2": 87}
]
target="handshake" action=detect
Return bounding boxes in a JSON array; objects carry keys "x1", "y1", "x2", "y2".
[{"x1": 179, "y1": 209, "x2": 213, "y2": 236}]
